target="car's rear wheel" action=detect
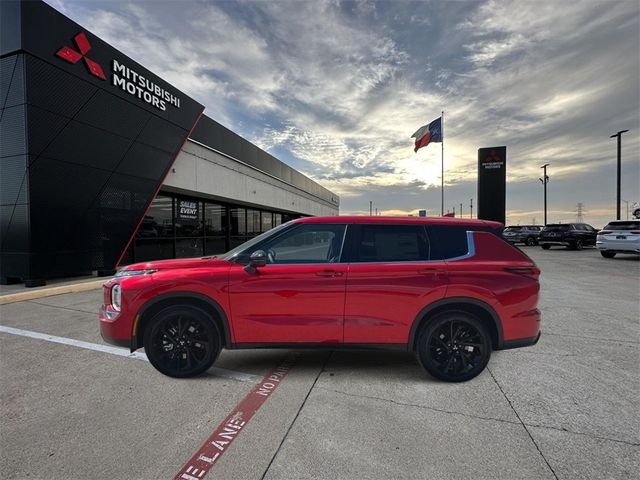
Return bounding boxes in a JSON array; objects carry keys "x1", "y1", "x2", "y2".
[
  {"x1": 601, "y1": 250, "x2": 616, "y2": 258},
  {"x1": 143, "y1": 305, "x2": 220, "y2": 378},
  {"x1": 525, "y1": 236, "x2": 536, "y2": 246},
  {"x1": 541, "y1": 244, "x2": 551, "y2": 250},
  {"x1": 416, "y1": 312, "x2": 491, "y2": 382}
]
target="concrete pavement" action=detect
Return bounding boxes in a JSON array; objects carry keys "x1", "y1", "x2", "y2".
[{"x1": 0, "y1": 247, "x2": 638, "y2": 479}]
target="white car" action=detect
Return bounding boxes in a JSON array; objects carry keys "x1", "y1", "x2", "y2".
[{"x1": 596, "y1": 220, "x2": 640, "y2": 258}]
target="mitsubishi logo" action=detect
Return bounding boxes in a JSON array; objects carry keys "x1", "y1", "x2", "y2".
[
  {"x1": 55, "y1": 32, "x2": 106, "y2": 80},
  {"x1": 487, "y1": 150, "x2": 501, "y2": 162}
]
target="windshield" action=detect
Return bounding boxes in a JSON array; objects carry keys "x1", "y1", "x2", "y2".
[
  {"x1": 222, "y1": 221, "x2": 293, "y2": 261},
  {"x1": 603, "y1": 221, "x2": 640, "y2": 231}
]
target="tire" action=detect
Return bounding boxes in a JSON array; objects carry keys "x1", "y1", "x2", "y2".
[
  {"x1": 541, "y1": 244, "x2": 551, "y2": 250},
  {"x1": 416, "y1": 312, "x2": 491, "y2": 382},
  {"x1": 525, "y1": 236, "x2": 536, "y2": 246},
  {"x1": 143, "y1": 305, "x2": 220, "y2": 378},
  {"x1": 573, "y1": 239, "x2": 583, "y2": 250},
  {"x1": 601, "y1": 250, "x2": 616, "y2": 258}
]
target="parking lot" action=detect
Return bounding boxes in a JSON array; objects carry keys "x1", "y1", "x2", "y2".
[{"x1": 0, "y1": 247, "x2": 638, "y2": 480}]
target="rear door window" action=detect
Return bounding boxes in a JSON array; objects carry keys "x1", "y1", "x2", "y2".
[{"x1": 343, "y1": 225, "x2": 430, "y2": 262}]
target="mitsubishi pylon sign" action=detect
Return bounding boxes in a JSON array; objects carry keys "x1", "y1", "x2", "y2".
[{"x1": 477, "y1": 147, "x2": 507, "y2": 225}]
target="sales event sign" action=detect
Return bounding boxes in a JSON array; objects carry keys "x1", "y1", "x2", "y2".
[{"x1": 177, "y1": 199, "x2": 199, "y2": 224}]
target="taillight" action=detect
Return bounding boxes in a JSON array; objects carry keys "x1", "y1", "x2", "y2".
[
  {"x1": 503, "y1": 266, "x2": 540, "y2": 279},
  {"x1": 598, "y1": 230, "x2": 612, "y2": 235}
]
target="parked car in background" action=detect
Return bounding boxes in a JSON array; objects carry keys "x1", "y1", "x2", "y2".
[
  {"x1": 539, "y1": 223, "x2": 598, "y2": 250},
  {"x1": 100, "y1": 216, "x2": 542, "y2": 383},
  {"x1": 502, "y1": 225, "x2": 543, "y2": 246},
  {"x1": 596, "y1": 220, "x2": 640, "y2": 258}
]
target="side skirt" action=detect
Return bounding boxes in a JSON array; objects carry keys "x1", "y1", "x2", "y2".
[{"x1": 228, "y1": 343, "x2": 409, "y2": 352}]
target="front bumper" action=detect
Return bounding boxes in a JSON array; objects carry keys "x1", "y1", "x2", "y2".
[{"x1": 99, "y1": 305, "x2": 135, "y2": 350}]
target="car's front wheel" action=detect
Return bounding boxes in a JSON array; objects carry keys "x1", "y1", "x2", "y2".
[
  {"x1": 143, "y1": 305, "x2": 220, "y2": 378},
  {"x1": 416, "y1": 312, "x2": 491, "y2": 382},
  {"x1": 601, "y1": 250, "x2": 616, "y2": 258},
  {"x1": 525, "y1": 236, "x2": 537, "y2": 246}
]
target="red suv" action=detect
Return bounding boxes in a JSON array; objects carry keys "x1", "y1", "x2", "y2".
[{"x1": 100, "y1": 217, "x2": 541, "y2": 382}]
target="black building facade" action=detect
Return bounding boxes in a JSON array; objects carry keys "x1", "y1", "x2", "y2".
[{"x1": 1, "y1": 1, "x2": 338, "y2": 286}]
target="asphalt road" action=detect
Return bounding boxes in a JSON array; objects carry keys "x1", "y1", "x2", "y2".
[{"x1": 0, "y1": 247, "x2": 638, "y2": 479}]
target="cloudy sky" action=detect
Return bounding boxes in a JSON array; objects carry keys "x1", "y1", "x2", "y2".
[{"x1": 47, "y1": 0, "x2": 639, "y2": 227}]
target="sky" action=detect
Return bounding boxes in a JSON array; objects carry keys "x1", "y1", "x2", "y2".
[{"x1": 46, "y1": 0, "x2": 640, "y2": 227}]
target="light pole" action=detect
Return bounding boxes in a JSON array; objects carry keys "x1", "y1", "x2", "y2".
[
  {"x1": 610, "y1": 130, "x2": 629, "y2": 220},
  {"x1": 539, "y1": 164, "x2": 550, "y2": 225}
]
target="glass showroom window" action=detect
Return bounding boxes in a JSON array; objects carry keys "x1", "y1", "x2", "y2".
[
  {"x1": 262, "y1": 212, "x2": 273, "y2": 232},
  {"x1": 247, "y1": 209, "x2": 261, "y2": 236},
  {"x1": 205, "y1": 203, "x2": 227, "y2": 255},
  {"x1": 134, "y1": 195, "x2": 174, "y2": 261},
  {"x1": 229, "y1": 207, "x2": 247, "y2": 249}
]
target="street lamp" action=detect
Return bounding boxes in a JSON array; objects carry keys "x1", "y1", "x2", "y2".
[
  {"x1": 539, "y1": 164, "x2": 550, "y2": 225},
  {"x1": 610, "y1": 130, "x2": 629, "y2": 220}
]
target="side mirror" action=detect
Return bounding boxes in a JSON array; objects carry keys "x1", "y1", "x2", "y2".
[{"x1": 244, "y1": 250, "x2": 267, "y2": 273}]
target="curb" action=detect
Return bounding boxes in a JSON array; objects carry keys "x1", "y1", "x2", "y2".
[{"x1": 0, "y1": 279, "x2": 107, "y2": 305}]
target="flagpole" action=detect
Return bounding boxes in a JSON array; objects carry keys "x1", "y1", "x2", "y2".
[{"x1": 441, "y1": 110, "x2": 444, "y2": 216}]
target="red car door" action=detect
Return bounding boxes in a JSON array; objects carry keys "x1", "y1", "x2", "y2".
[
  {"x1": 343, "y1": 224, "x2": 448, "y2": 344},
  {"x1": 228, "y1": 223, "x2": 347, "y2": 344}
]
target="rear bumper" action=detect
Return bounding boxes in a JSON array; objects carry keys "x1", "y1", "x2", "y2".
[
  {"x1": 501, "y1": 332, "x2": 541, "y2": 349},
  {"x1": 596, "y1": 239, "x2": 640, "y2": 253},
  {"x1": 539, "y1": 240, "x2": 570, "y2": 246}
]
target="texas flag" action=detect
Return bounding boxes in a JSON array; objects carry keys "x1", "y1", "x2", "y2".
[{"x1": 411, "y1": 117, "x2": 442, "y2": 152}]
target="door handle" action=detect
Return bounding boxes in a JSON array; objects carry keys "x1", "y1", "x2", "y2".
[
  {"x1": 316, "y1": 270, "x2": 343, "y2": 277},
  {"x1": 418, "y1": 268, "x2": 444, "y2": 277}
]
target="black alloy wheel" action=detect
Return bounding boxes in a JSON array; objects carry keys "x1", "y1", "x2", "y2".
[
  {"x1": 573, "y1": 239, "x2": 584, "y2": 250},
  {"x1": 143, "y1": 305, "x2": 220, "y2": 378},
  {"x1": 417, "y1": 313, "x2": 491, "y2": 382},
  {"x1": 541, "y1": 244, "x2": 551, "y2": 250},
  {"x1": 526, "y1": 236, "x2": 536, "y2": 246},
  {"x1": 601, "y1": 250, "x2": 616, "y2": 258}
]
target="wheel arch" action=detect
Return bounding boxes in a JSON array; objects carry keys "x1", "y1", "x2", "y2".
[
  {"x1": 408, "y1": 297, "x2": 504, "y2": 351},
  {"x1": 134, "y1": 292, "x2": 232, "y2": 350}
]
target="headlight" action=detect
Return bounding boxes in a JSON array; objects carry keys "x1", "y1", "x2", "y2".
[
  {"x1": 115, "y1": 269, "x2": 157, "y2": 278},
  {"x1": 111, "y1": 284, "x2": 122, "y2": 311}
]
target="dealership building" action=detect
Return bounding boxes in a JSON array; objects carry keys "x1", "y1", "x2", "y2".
[{"x1": 0, "y1": 1, "x2": 339, "y2": 286}]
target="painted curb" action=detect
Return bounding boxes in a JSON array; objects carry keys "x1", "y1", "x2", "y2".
[{"x1": 0, "y1": 279, "x2": 108, "y2": 305}]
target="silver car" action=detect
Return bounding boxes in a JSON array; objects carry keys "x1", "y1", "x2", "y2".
[{"x1": 596, "y1": 220, "x2": 640, "y2": 258}]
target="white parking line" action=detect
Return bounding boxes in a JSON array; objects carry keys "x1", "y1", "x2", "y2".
[{"x1": 0, "y1": 325, "x2": 259, "y2": 383}]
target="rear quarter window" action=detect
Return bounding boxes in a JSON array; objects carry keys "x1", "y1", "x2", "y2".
[{"x1": 428, "y1": 226, "x2": 469, "y2": 260}]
